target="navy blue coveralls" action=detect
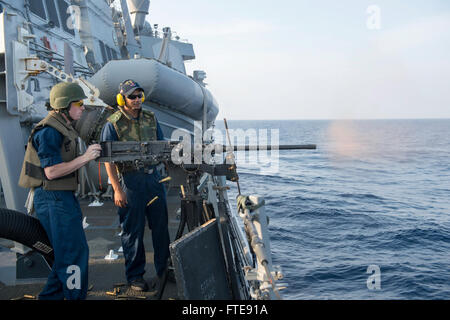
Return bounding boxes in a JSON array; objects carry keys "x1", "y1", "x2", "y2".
[
  {"x1": 100, "y1": 119, "x2": 170, "y2": 282},
  {"x1": 32, "y1": 126, "x2": 89, "y2": 300}
]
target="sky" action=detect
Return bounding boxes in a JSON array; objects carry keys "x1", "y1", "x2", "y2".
[{"x1": 149, "y1": 0, "x2": 450, "y2": 120}]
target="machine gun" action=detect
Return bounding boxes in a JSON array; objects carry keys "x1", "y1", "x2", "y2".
[{"x1": 97, "y1": 140, "x2": 316, "y2": 300}]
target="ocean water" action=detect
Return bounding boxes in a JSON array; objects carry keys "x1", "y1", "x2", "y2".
[{"x1": 214, "y1": 119, "x2": 450, "y2": 300}]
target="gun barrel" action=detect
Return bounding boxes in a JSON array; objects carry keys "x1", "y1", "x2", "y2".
[
  {"x1": 222, "y1": 144, "x2": 316, "y2": 152},
  {"x1": 97, "y1": 141, "x2": 317, "y2": 164}
]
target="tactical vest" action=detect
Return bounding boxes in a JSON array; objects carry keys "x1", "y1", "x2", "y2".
[
  {"x1": 106, "y1": 108, "x2": 158, "y2": 173},
  {"x1": 18, "y1": 111, "x2": 79, "y2": 191},
  {"x1": 107, "y1": 107, "x2": 157, "y2": 141}
]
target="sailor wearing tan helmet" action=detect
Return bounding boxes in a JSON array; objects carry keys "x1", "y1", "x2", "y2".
[{"x1": 19, "y1": 81, "x2": 101, "y2": 300}]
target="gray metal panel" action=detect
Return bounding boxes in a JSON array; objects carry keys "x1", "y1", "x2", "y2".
[
  {"x1": 0, "y1": 11, "x2": 19, "y2": 116},
  {"x1": 0, "y1": 12, "x2": 28, "y2": 211},
  {"x1": 169, "y1": 219, "x2": 233, "y2": 300}
]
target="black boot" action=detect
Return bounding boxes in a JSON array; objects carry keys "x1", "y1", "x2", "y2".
[{"x1": 129, "y1": 277, "x2": 149, "y2": 292}]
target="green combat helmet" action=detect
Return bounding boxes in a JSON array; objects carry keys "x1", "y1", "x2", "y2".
[{"x1": 49, "y1": 82, "x2": 87, "y2": 109}]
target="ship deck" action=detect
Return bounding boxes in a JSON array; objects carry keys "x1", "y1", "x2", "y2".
[{"x1": 0, "y1": 190, "x2": 183, "y2": 300}]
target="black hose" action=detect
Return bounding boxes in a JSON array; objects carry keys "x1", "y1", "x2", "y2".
[{"x1": 0, "y1": 208, "x2": 54, "y2": 267}]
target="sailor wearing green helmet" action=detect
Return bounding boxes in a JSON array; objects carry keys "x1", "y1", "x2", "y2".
[{"x1": 18, "y1": 81, "x2": 101, "y2": 300}]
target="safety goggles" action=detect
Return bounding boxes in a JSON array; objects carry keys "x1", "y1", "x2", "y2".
[
  {"x1": 72, "y1": 100, "x2": 84, "y2": 108},
  {"x1": 127, "y1": 93, "x2": 143, "y2": 100}
]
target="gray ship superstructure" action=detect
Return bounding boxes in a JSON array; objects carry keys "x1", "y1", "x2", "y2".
[{"x1": 0, "y1": 0, "x2": 285, "y2": 300}]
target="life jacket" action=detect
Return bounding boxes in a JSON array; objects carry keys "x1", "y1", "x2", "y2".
[
  {"x1": 106, "y1": 107, "x2": 158, "y2": 173},
  {"x1": 107, "y1": 107, "x2": 157, "y2": 141},
  {"x1": 18, "y1": 111, "x2": 79, "y2": 191}
]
